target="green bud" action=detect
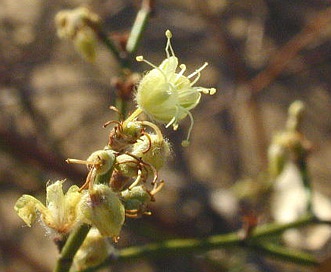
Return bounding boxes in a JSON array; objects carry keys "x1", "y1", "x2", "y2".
[
  {"x1": 114, "y1": 153, "x2": 140, "y2": 178},
  {"x1": 55, "y1": 7, "x2": 100, "y2": 62},
  {"x1": 268, "y1": 142, "x2": 287, "y2": 179},
  {"x1": 74, "y1": 227, "x2": 114, "y2": 270},
  {"x1": 132, "y1": 133, "x2": 171, "y2": 170},
  {"x1": 73, "y1": 27, "x2": 98, "y2": 62},
  {"x1": 121, "y1": 185, "x2": 152, "y2": 209},
  {"x1": 80, "y1": 184, "x2": 125, "y2": 239},
  {"x1": 121, "y1": 185, "x2": 153, "y2": 217},
  {"x1": 86, "y1": 149, "x2": 116, "y2": 176},
  {"x1": 286, "y1": 100, "x2": 305, "y2": 132}
]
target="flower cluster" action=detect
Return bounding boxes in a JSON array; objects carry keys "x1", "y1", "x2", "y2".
[
  {"x1": 14, "y1": 28, "x2": 216, "y2": 269},
  {"x1": 55, "y1": 7, "x2": 101, "y2": 62},
  {"x1": 15, "y1": 119, "x2": 169, "y2": 241}
]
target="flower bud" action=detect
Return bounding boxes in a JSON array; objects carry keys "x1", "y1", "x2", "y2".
[
  {"x1": 80, "y1": 184, "x2": 125, "y2": 239},
  {"x1": 107, "y1": 120, "x2": 143, "y2": 152},
  {"x1": 114, "y1": 153, "x2": 140, "y2": 178},
  {"x1": 121, "y1": 185, "x2": 153, "y2": 217},
  {"x1": 74, "y1": 227, "x2": 114, "y2": 270},
  {"x1": 55, "y1": 7, "x2": 100, "y2": 62},
  {"x1": 132, "y1": 133, "x2": 171, "y2": 170},
  {"x1": 73, "y1": 27, "x2": 98, "y2": 62},
  {"x1": 121, "y1": 185, "x2": 152, "y2": 209},
  {"x1": 268, "y1": 142, "x2": 287, "y2": 179},
  {"x1": 86, "y1": 149, "x2": 116, "y2": 176}
]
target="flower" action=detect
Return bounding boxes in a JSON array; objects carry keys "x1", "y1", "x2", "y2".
[
  {"x1": 135, "y1": 30, "x2": 216, "y2": 146},
  {"x1": 14, "y1": 180, "x2": 83, "y2": 234}
]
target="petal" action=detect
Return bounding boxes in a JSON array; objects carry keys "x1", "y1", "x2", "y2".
[
  {"x1": 64, "y1": 185, "x2": 83, "y2": 226},
  {"x1": 178, "y1": 88, "x2": 201, "y2": 110},
  {"x1": 14, "y1": 195, "x2": 47, "y2": 227},
  {"x1": 159, "y1": 56, "x2": 178, "y2": 77},
  {"x1": 46, "y1": 180, "x2": 66, "y2": 226}
]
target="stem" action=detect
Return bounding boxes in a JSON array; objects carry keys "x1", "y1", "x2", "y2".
[
  {"x1": 250, "y1": 214, "x2": 314, "y2": 239},
  {"x1": 297, "y1": 154, "x2": 313, "y2": 214},
  {"x1": 249, "y1": 242, "x2": 318, "y2": 266},
  {"x1": 126, "y1": 0, "x2": 153, "y2": 55},
  {"x1": 54, "y1": 224, "x2": 91, "y2": 272},
  {"x1": 123, "y1": 108, "x2": 143, "y2": 126},
  {"x1": 81, "y1": 214, "x2": 323, "y2": 271}
]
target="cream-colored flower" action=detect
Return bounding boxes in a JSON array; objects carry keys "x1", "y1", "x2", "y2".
[
  {"x1": 14, "y1": 180, "x2": 83, "y2": 234},
  {"x1": 135, "y1": 30, "x2": 216, "y2": 146}
]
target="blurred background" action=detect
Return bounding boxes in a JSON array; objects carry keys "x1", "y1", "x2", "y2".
[{"x1": 2, "y1": 0, "x2": 331, "y2": 271}]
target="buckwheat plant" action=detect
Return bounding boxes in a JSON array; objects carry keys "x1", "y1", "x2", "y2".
[{"x1": 14, "y1": 9, "x2": 216, "y2": 269}]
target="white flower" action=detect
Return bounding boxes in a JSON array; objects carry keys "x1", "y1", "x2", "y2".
[{"x1": 135, "y1": 30, "x2": 216, "y2": 146}]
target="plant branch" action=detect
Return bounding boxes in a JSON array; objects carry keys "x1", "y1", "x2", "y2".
[
  {"x1": 126, "y1": 0, "x2": 154, "y2": 55},
  {"x1": 248, "y1": 7, "x2": 331, "y2": 94},
  {"x1": 54, "y1": 224, "x2": 91, "y2": 272},
  {"x1": 81, "y1": 214, "x2": 324, "y2": 271}
]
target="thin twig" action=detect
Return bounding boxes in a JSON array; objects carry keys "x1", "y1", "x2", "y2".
[{"x1": 248, "y1": 7, "x2": 331, "y2": 94}]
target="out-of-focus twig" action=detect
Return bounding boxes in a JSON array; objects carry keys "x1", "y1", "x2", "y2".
[
  {"x1": 126, "y1": 0, "x2": 154, "y2": 55},
  {"x1": 248, "y1": 7, "x2": 331, "y2": 94},
  {"x1": 0, "y1": 126, "x2": 86, "y2": 183}
]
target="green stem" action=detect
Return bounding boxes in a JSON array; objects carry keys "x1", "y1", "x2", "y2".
[
  {"x1": 250, "y1": 213, "x2": 314, "y2": 239},
  {"x1": 54, "y1": 224, "x2": 91, "y2": 272},
  {"x1": 96, "y1": 28, "x2": 129, "y2": 68},
  {"x1": 81, "y1": 215, "x2": 323, "y2": 271},
  {"x1": 126, "y1": 0, "x2": 152, "y2": 55},
  {"x1": 298, "y1": 154, "x2": 313, "y2": 214},
  {"x1": 250, "y1": 242, "x2": 318, "y2": 266}
]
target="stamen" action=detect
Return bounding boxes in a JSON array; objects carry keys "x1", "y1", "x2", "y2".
[
  {"x1": 176, "y1": 64, "x2": 187, "y2": 81},
  {"x1": 136, "y1": 56, "x2": 168, "y2": 81},
  {"x1": 188, "y1": 62, "x2": 208, "y2": 86},
  {"x1": 165, "y1": 30, "x2": 175, "y2": 58},
  {"x1": 166, "y1": 105, "x2": 181, "y2": 129},
  {"x1": 66, "y1": 158, "x2": 96, "y2": 166},
  {"x1": 150, "y1": 180, "x2": 165, "y2": 196},
  {"x1": 139, "y1": 121, "x2": 164, "y2": 141},
  {"x1": 129, "y1": 169, "x2": 143, "y2": 189},
  {"x1": 199, "y1": 87, "x2": 217, "y2": 95},
  {"x1": 181, "y1": 109, "x2": 194, "y2": 147},
  {"x1": 166, "y1": 116, "x2": 176, "y2": 128}
]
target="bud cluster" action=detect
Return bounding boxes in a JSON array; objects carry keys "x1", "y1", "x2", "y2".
[
  {"x1": 14, "y1": 115, "x2": 170, "y2": 241},
  {"x1": 55, "y1": 7, "x2": 101, "y2": 62},
  {"x1": 268, "y1": 101, "x2": 312, "y2": 178}
]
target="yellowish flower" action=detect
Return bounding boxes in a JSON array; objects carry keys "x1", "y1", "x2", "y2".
[
  {"x1": 135, "y1": 30, "x2": 216, "y2": 146},
  {"x1": 14, "y1": 180, "x2": 83, "y2": 234}
]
